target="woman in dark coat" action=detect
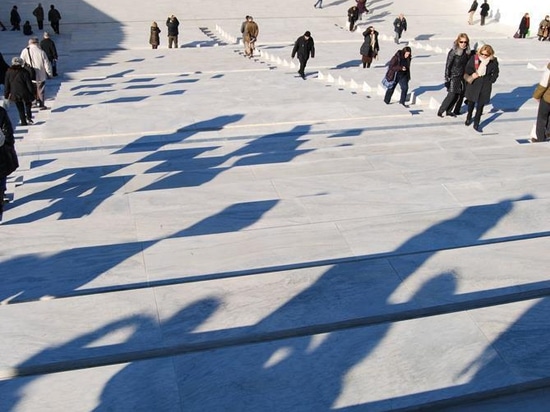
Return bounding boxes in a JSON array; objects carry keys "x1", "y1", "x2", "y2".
[
  {"x1": 4, "y1": 57, "x2": 36, "y2": 126},
  {"x1": 518, "y1": 13, "x2": 530, "y2": 38},
  {"x1": 438, "y1": 33, "x2": 471, "y2": 117},
  {"x1": 10, "y1": 5, "x2": 21, "y2": 31},
  {"x1": 383, "y1": 46, "x2": 412, "y2": 107},
  {"x1": 347, "y1": 6, "x2": 359, "y2": 32},
  {"x1": 464, "y1": 44, "x2": 499, "y2": 132},
  {"x1": 149, "y1": 21, "x2": 161, "y2": 49},
  {"x1": 360, "y1": 26, "x2": 379, "y2": 68}
]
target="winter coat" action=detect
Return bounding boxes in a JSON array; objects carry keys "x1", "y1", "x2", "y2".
[
  {"x1": 48, "y1": 8, "x2": 61, "y2": 23},
  {"x1": 0, "y1": 53, "x2": 9, "y2": 85},
  {"x1": 444, "y1": 47, "x2": 470, "y2": 94},
  {"x1": 243, "y1": 21, "x2": 259, "y2": 43},
  {"x1": 356, "y1": 0, "x2": 367, "y2": 14},
  {"x1": 292, "y1": 35, "x2": 315, "y2": 60},
  {"x1": 33, "y1": 5, "x2": 44, "y2": 21},
  {"x1": 385, "y1": 49, "x2": 411, "y2": 83},
  {"x1": 4, "y1": 66, "x2": 35, "y2": 103},
  {"x1": 393, "y1": 17, "x2": 407, "y2": 35},
  {"x1": 533, "y1": 63, "x2": 550, "y2": 104},
  {"x1": 480, "y1": 3, "x2": 490, "y2": 17},
  {"x1": 10, "y1": 8, "x2": 21, "y2": 26},
  {"x1": 166, "y1": 17, "x2": 179, "y2": 36},
  {"x1": 348, "y1": 7, "x2": 359, "y2": 23},
  {"x1": 538, "y1": 19, "x2": 550, "y2": 38},
  {"x1": 40, "y1": 38, "x2": 58, "y2": 61},
  {"x1": 519, "y1": 16, "x2": 530, "y2": 35},
  {"x1": 468, "y1": 1, "x2": 478, "y2": 12},
  {"x1": 360, "y1": 30, "x2": 379, "y2": 57},
  {"x1": 0, "y1": 106, "x2": 18, "y2": 180},
  {"x1": 20, "y1": 44, "x2": 53, "y2": 82},
  {"x1": 149, "y1": 26, "x2": 161, "y2": 46},
  {"x1": 464, "y1": 54, "x2": 499, "y2": 106}
]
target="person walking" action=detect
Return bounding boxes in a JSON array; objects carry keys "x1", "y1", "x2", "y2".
[
  {"x1": 360, "y1": 26, "x2": 379, "y2": 69},
  {"x1": 0, "y1": 53, "x2": 9, "y2": 97},
  {"x1": 4, "y1": 57, "x2": 35, "y2": 126},
  {"x1": 20, "y1": 37, "x2": 53, "y2": 110},
  {"x1": 242, "y1": 16, "x2": 259, "y2": 58},
  {"x1": 149, "y1": 21, "x2": 161, "y2": 49},
  {"x1": 437, "y1": 33, "x2": 471, "y2": 118},
  {"x1": 479, "y1": 0, "x2": 490, "y2": 26},
  {"x1": 538, "y1": 15, "x2": 550, "y2": 41},
  {"x1": 463, "y1": 44, "x2": 499, "y2": 132},
  {"x1": 40, "y1": 31, "x2": 58, "y2": 76},
  {"x1": 0, "y1": 105, "x2": 19, "y2": 221},
  {"x1": 10, "y1": 5, "x2": 21, "y2": 31},
  {"x1": 356, "y1": 0, "x2": 368, "y2": 19},
  {"x1": 166, "y1": 15, "x2": 180, "y2": 49},
  {"x1": 313, "y1": 0, "x2": 323, "y2": 9},
  {"x1": 347, "y1": 6, "x2": 360, "y2": 32},
  {"x1": 531, "y1": 62, "x2": 550, "y2": 142},
  {"x1": 468, "y1": 1, "x2": 478, "y2": 25},
  {"x1": 33, "y1": 3, "x2": 44, "y2": 31},
  {"x1": 393, "y1": 14, "x2": 407, "y2": 44},
  {"x1": 517, "y1": 13, "x2": 530, "y2": 38},
  {"x1": 48, "y1": 4, "x2": 62, "y2": 34},
  {"x1": 383, "y1": 46, "x2": 412, "y2": 107},
  {"x1": 291, "y1": 31, "x2": 315, "y2": 80}
]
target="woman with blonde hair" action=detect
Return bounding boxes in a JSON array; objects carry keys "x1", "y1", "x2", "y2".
[
  {"x1": 149, "y1": 21, "x2": 161, "y2": 49},
  {"x1": 438, "y1": 33, "x2": 471, "y2": 117},
  {"x1": 463, "y1": 44, "x2": 499, "y2": 132}
]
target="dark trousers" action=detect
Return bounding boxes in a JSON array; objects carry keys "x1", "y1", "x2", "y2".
[
  {"x1": 384, "y1": 73, "x2": 409, "y2": 104},
  {"x1": 439, "y1": 92, "x2": 464, "y2": 115},
  {"x1": 480, "y1": 15, "x2": 486, "y2": 26},
  {"x1": 37, "y1": 20, "x2": 43, "y2": 30},
  {"x1": 15, "y1": 100, "x2": 32, "y2": 124},
  {"x1": 466, "y1": 100, "x2": 484, "y2": 127},
  {"x1": 168, "y1": 35, "x2": 178, "y2": 48},
  {"x1": 535, "y1": 98, "x2": 550, "y2": 142},
  {"x1": 298, "y1": 57, "x2": 309, "y2": 76},
  {"x1": 51, "y1": 21, "x2": 60, "y2": 34}
]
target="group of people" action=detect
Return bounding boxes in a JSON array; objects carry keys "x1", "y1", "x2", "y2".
[
  {"x1": 3, "y1": 3, "x2": 61, "y2": 35},
  {"x1": 149, "y1": 15, "x2": 180, "y2": 49},
  {"x1": 467, "y1": 0, "x2": 491, "y2": 26},
  {"x1": 516, "y1": 13, "x2": 550, "y2": 41},
  {"x1": 1, "y1": 33, "x2": 56, "y2": 126}
]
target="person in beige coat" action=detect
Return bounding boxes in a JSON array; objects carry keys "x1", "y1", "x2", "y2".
[
  {"x1": 532, "y1": 62, "x2": 550, "y2": 142},
  {"x1": 242, "y1": 16, "x2": 259, "y2": 58},
  {"x1": 20, "y1": 37, "x2": 53, "y2": 110}
]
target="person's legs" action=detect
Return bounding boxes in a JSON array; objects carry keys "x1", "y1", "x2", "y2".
[
  {"x1": 168, "y1": 36, "x2": 173, "y2": 48},
  {"x1": 384, "y1": 86, "x2": 395, "y2": 104},
  {"x1": 535, "y1": 99, "x2": 550, "y2": 142},
  {"x1": 298, "y1": 58, "x2": 307, "y2": 78},
  {"x1": 465, "y1": 100, "x2": 475, "y2": 125},
  {"x1": 36, "y1": 81, "x2": 46, "y2": 108},
  {"x1": 438, "y1": 92, "x2": 457, "y2": 116},
  {"x1": 174, "y1": 36, "x2": 178, "y2": 48},
  {"x1": 480, "y1": 16, "x2": 485, "y2": 26},
  {"x1": 452, "y1": 92, "x2": 465, "y2": 114},
  {"x1": 37, "y1": 20, "x2": 43, "y2": 30},
  {"x1": 14, "y1": 101, "x2": 27, "y2": 125},
  {"x1": 468, "y1": 11, "x2": 474, "y2": 24},
  {"x1": 473, "y1": 103, "x2": 484, "y2": 131},
  {"x1": 398, "y1": 77, "x2": 409, "y2": 105}
]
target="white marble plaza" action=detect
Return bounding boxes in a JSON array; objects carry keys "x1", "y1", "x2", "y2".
[{"x1": 0, "y1": 0, "x2": 549, "y2": 410}]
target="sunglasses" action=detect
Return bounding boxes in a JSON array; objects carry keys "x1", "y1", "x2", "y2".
[
  {"x1": 480, "y1": 53, "x2": 490, "y2": 57},
  {"x1": 458, "y1": 41, "x2": 468, "y2": 44}
]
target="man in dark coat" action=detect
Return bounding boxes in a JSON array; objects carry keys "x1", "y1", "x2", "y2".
[
  {"x1": 291, "y1": 31, "x2": 315, "y2": 80},
  {"x1": 48, "y1": 4, "x2": 62, "y2": 34},
  {"x1": 393, "y1": 14, "x2": 407, "y2": 44},
  {"x1": 464, "y1": 44, "x2": 499, "y2": 132},
  {"x1": 33, "y1": 3, "x2": 45, "y2": 30},
  {"x1": 479, "y1": 0, "x2": 490, "y2": 26},
  {"x1": 40, "y1": 31, "x2": 58, "y2": 76},
  {"x1": 10, "y1": 5, "x2": 21, "y2": 31},
  {"x1": 166, "y1": 15, "x2": 180, "y2": 49},
  {"x1": 0, "y1": 53, "x2": 9, "y2": 87},
  {"x1": 347, "y1": 6, "x2": 359, "y2": 32},
  {"x1": 4, "y1": 57, "x2": 35, "y2": 126},
  {"x1": 437, "y1": 33, "x2": 471, "y2": 117}
]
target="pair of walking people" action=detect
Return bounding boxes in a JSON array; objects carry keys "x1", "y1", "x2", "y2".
[{"x1": 437, "y1": 34, "x2": 499, "y2": 133}]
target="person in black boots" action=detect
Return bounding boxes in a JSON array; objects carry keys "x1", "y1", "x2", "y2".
[
  {"x1": 4, "y1": 57, "x2": 35, "y2": 126},
  {"x1": 438, "y1": 33, "x2": 471, "y2": 118},
  {"x1": 10, "y1": 5, "x2": 21, "y2": 31},
  {"x1": 40, "y1": 31, "x2": 58, "y2": 76},
  {"x1": 463, "y1": 44, "x2": 499, "y2": 133},
  {"x1": 360, "y1": 26, "x2": 379, "y2": 68},
  {"x1": 0, "y1": 105, "x2": 19, "y2": 221}
]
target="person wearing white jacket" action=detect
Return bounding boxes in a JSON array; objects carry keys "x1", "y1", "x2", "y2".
[{"x1": 20, "y1": 37, "x2": 53, "y2": 110}]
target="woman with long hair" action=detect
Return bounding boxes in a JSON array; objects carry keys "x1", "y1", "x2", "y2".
[{"x1": 438, "y1": 33, "x2": 471, "y2": 117}]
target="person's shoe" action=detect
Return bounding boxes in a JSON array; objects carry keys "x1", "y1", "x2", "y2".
[
  {"x1": 400, "y1": 103, "x2": 409, "y2": 108},
  {"x1": 473, "y1": 124, "x2": 482, "y2": 133},
  {"x1": 465, "y1": 118, "x2": 473, "y2": 126},
  {"x1": 20, "y1": 121, "x2": 28, "y2": 126},
  {"x1": 27, "y1": 118, "x2": 34, "y2": 124},
  {"x1": 39, "y1": 106, "x2": 49, "y2": 110},
  {"x1": 437, "y1": 112, "x2": 444, "y2": 118},
  {"x1": 446, "y1": 112, "x2": 457, "y2": 117}
]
